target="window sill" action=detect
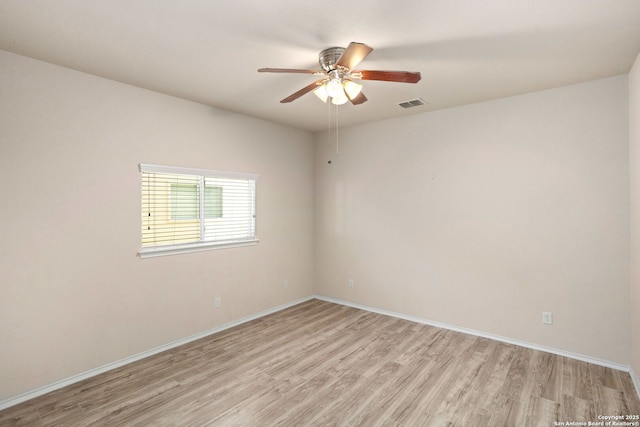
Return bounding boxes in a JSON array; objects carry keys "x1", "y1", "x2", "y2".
[{"x1": 138, "y1": 239, "x2": 259, "y2": 259}]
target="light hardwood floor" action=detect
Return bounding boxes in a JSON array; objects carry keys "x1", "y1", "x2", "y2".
[{"x1": 1, "y1": 299, "x2": 639, "y2": 426}]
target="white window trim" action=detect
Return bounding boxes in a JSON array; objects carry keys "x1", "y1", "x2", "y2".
[
  {"x1": 138, "y1": 163, "x2": 259, "y2": 258},
  {"x1": 140, "y1": 163, "x2": 258, "y2": 181},
  {"x1": 139, "y1": 239, "x2": 259, "y2": 259}
]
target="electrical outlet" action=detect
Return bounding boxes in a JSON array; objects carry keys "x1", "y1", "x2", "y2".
[
  {"x1": 542, "y1": 311, "x2": 552, "y2": 325},
  {"x1": 215, "y1": 297, "x2": 221, "y2": 309},
  {"x1": 348, "y1": 279, "x2": 354, "y2": 288},
  {"x1": 284, "y1": 280, "x2": 289, "y2": 289}
]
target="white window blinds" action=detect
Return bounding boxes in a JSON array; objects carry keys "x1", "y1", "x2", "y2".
[{"x1": 139, "y1": 164, "x2": 258, "y2": 258}]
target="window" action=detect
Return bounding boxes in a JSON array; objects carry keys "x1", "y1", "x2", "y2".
[
  {"x1": 139, "y1": 163, "x2": 258, "y2": 258},
  {"x1": 169, "y1": 183, "x2": 222, "y2": 220}
]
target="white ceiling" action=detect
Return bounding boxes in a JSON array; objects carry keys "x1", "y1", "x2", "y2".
[{"x1": 1, "y1": 1, "x2": 639, "y2": 132}]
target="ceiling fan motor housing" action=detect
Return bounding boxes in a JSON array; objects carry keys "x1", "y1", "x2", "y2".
[{"x1": 319, "y1": 47, "x2": 345, "y2": 72}]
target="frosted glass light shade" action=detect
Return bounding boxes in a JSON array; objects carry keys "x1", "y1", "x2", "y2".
[
  {"x1": 325, "y1": 78, "x2": 344, "y2": 98},
  {"x1": 331, "y1": 90, "x2": 348, "y2": 105},
  {"x1": 313, "y1": 84, "x2": 328, "y2": 102},
  {"x1": 344, "y1": 80, "x2": 362, "y2": 99}
]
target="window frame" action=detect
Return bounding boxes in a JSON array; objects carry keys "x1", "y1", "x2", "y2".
[{"x1": 139, "y1": 163, "x2": 259, "y2": 258}]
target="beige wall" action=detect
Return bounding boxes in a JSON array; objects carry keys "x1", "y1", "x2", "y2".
[
  {"x1": 1, "y1": 46, "x2": 635, "y2": 403},
  {"x1": 630, "y1": 52, "x2": 640, "y2": 380},
  {"x1": 0, "y1": 50, "x2": 315, "y2": 400},
  {"x1": 315, "y1": 76, "x2": 631, "y2": 364}
]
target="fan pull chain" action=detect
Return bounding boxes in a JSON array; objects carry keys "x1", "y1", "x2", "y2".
[
  {"x1": 328, "y1": 97, "x2": 332, "y2": 154},
  {"x1": 326, "y1": 100, "x2": 341, "y2": 164},
  {"x1": 335, "y1": 104, "x2": 339, "y2": 156}
]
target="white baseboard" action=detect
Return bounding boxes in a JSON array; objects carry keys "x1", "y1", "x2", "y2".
[
  {"x1": 631, "y1": 368, "x2": 640, "y2": 401},
  {"x1": 0, "y1": 296, "x2": 314, "y2": 411},
  {"x1": 314, "y1": 295, "x2": 635, "y2": 374}
]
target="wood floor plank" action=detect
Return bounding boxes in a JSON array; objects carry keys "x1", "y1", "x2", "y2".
[
  {"x1": 463, "y1": 341, "x2": 516, "y2": 411},
  {"x1": 488, "y1": 394, "x2": 530, "y2": 427},
  {"x1": 540, "y1": 352, "x2": 563, "y2": 401},
  {"x1": 0, "y1": 401, "x2": 41, "y2": 427},
  {"x1": 559, "y1": 393, "x2": 597, "y2": 422},
  {"x1": 401, "y1": 352, "x2": 487, "y2": 422},
  {"x1": 443, "y1": 401, "x2": 493, "y2": 427},
  {"x1": 594, "y1": 384, "x2": 634, "y2": 416},
  {"x1": 307, "y1": 361, "x2": 403, "y2": 426},
  {"x1": 1, "y1": 299, "x2": 639, "y2": 426},
  {"x1": 502, "y1": 345, "x2": 534, "y2": 403},
  {"x1": 562, "y1": 357, "x2": 595, "y2": 401},
  {"x1": 344, "y1": 356, "x2": 438, "y2": 426},
  {"x1": 524, "y1": 395, "x2": 560, "y2": 427}
]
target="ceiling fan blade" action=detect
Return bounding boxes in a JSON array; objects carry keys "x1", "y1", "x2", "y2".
[
  {"x1": 280, "y1": 80, "x2": 324, "y2": 103},
  {"x1": 259, "y1": 68, "x2": 323, "y2": 74},
  {"x1": 355, "y1": 70, "x2": 421, "y2": 83},
  {"x1": 336, "y1": 42, "x2": 373, "y2": 70},
  {"x1": 349, "y1": 92, "x2": 368, "y2": 105}
]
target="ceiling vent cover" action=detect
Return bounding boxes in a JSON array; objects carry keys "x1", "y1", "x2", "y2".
[{"x1": 397, "y1": 98, "x2": 427, "y2": 109}]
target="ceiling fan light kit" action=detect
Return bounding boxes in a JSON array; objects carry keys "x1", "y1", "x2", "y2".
[
  {"x1": 258, "y1": 42, "x2": 421, "y2": 105},
  {"x1": 313, "y1": 78, "x2": 362, "y2": 105}
]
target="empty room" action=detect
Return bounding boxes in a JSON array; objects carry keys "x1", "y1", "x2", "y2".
[{"x1": 2, "y1": 1, "x2": 640, "y2": 426}]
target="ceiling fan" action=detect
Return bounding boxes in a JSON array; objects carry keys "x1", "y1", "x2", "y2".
[{"x1": 258, "y1": 42, "x2": 421, "y2": 106}]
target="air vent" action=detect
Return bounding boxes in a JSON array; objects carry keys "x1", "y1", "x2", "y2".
[{"x1": 397, "y1": 98, "x2": 427, "y2": 109}]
